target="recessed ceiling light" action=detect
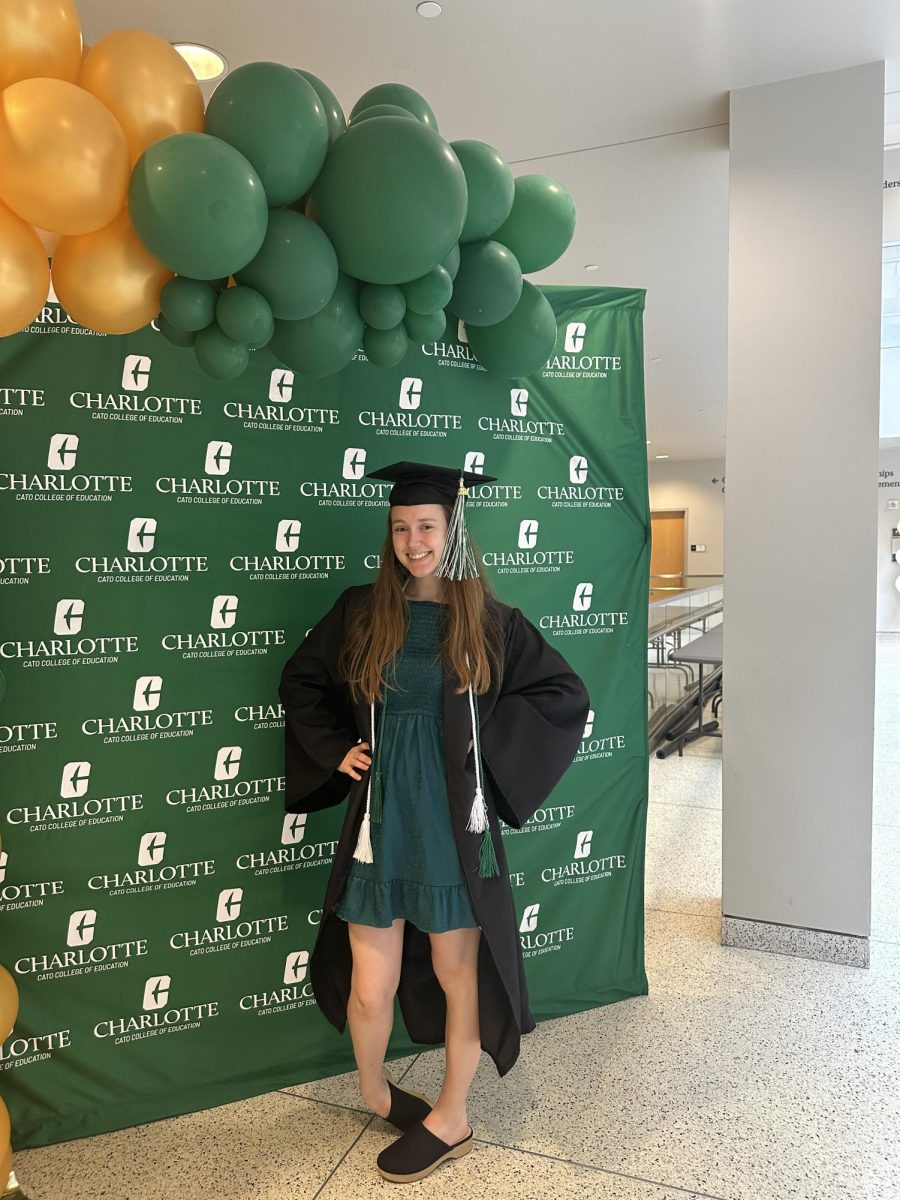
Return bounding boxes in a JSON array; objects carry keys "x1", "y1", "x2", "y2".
[
  {"x1": 173, "y1": 42, "x2": 227, "y2": 81},
  {"x1": 416, "y1": 2, "x2": 443, "y2": 16},
  {"x1": 585, "y1": 264, "x2": 600, "y2": 271},
  {"x1": 655, "y1": 454, "x2": 670, "y2": 459}
]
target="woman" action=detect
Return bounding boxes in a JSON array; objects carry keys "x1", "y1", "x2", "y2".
[{"x1": 279, "y1": 460, "x2": 589, "y2": 1184}]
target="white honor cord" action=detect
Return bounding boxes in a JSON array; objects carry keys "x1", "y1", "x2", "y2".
[
  {"x1": 352, "y1": 700, "x2": 376, "y2": 864},
  {"x1": 466, "y1": 681, "x2": 489, "y2": 834}
]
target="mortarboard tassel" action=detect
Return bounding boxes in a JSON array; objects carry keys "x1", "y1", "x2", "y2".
[{"x1": 435, "y1": 474, "x2": 480, "y2": 581}]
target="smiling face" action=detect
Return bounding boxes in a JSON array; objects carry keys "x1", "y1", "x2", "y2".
[{"x1": 390, "y1": 504, "x2": 448, "y2": 578}]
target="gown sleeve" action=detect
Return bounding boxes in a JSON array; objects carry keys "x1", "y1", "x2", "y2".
[
  {"x1": 479, "y1": 607, "x2": 590, "y2": 829},
  {"x1": 279, "y1": 588, "x2": 362, "y2": 814}
]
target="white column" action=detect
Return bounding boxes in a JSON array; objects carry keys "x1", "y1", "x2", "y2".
[{"x1": 723, "y1": 63, "x2": 883, "y2": 966}]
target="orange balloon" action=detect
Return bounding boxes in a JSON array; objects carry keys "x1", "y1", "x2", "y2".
[
  {"x1": 0, "y1": 1099, "x2": 8, "y2": 1153},
  {"x1": 0, "y1": 79, "x2": 130, "y2": 235},
  {"x1": 0, "y1": 0, "x2": 82, "y2": 90},
  {"x1": 52, "y1": 208, "x2": 174, "y2": 334},
  {"x1": 0, "y1": 964, "x2": 19, "y2": 1042},
  {"x1": 0, "y1": 1144, "x2": 10, "y2": 1190},
  {"x1": 80, "y1": 30, "x2": 204, "y2": 164},
  {"x1": 0, "y1": 199, "x2": 50, "y2": 336}
]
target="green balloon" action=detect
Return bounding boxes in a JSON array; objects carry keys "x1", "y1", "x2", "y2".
[
  {"x1": 205, "y1": 62, "x2": 329, "y2": 207},
  {"x1": 402, "y1": 265, "x2": 452, "y2": 315},
  {"x1": 465, "y1": 281, "x2": 557, "y2": 377},
  {"x1": 295, "y1": 69, "x2": 346, "y2": 142},
  {"x1": 364, "y1": 323, "x2": 409, "y2": 367},
  {"x1": 451, "y1": 140, "x2": 515, "y2": 244},
  {"x1": 235, "y1": 208, "x2": 338, "y2": 320},
  {"x1": 269, "y1": 273, "x2": 363, "y2": 377},
  {"x1": 404, "y1": 308, "x2": 446, "y2": 343},
  {"x1": 351, "y1": 104, "x2": 417, "y2": 125},
  {"x1": 194, "y1": 323, "x2": 251, "y2": 380},
  {"x1": 441, "y1": 244, "x2": 460, "y2": 280},
  {"x1": 492, "y1": 175, "x2": 576, "y2": 274},
  {"x1": 451, "y1": 240, "x2": 523, "y2": 326},
  {"x1": 216, "y1": 286, "x2": 274, "y2": 348},
  {"x1": 349, "y1": 83, "x2": 438, "y2": 131},
  {"x1": 129, "y1": 133, "x2": 268, "y2": 278},
  {"x1": 160, "y1": 276, "x2": 217, "y2": 332},
  {"x1": 312, "y1": 117, "x2": 466, "y2": 284},
  {"x1": 359, "y1": 284, "x2": 406, "y2": 330},
  {"x1": 157, "y1": 313, "x2": 197, "y2": 347}
]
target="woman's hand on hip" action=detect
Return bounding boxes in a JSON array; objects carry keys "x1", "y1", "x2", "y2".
[{"x1": 338, "y1": 742, "x2": 372, "y2": 781}]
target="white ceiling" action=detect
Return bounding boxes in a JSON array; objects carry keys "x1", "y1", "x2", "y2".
[{"x1": 77, "y1": 0, "x2": 900, "y2": 460}]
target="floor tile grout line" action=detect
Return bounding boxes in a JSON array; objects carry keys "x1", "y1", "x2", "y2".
[
  {"x1": 310, "y1": 1113, "x2": 376, "y2": 1200},
  {"x1": 275, "y1": 1090, "x2": 370, "y2": 1117},
  {"x1": 308, "y1": 1056, "x2": 424, "y2": 1198},
  {"x1": 471, "y1": 1135, "x2": 732, "y2": 1200}
]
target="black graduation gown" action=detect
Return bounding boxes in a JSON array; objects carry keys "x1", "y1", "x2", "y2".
[{"x1": 278, "y1": 584, "x2": 590, "y2": 1077}]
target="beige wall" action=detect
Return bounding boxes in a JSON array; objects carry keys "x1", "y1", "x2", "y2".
[{"x1": 647, "y1": 457, "x2": 725, "y2": 576}]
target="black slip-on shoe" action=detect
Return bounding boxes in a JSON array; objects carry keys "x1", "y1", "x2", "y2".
[
  {"x1": 382, "y1": 1067, "x2": 433, "y2": 1133},
  {"x1": 376, "y1": 1119, "x2": 474, "y2": 1183}
]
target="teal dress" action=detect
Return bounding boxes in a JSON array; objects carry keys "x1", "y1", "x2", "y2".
[{"x1": 336, "y1": 601, "x2": 479, "y2": 933}]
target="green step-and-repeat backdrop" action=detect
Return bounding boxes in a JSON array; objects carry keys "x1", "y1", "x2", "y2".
[{"x1": 0, "y1": 285, "x2": 648, "y2": 1148}]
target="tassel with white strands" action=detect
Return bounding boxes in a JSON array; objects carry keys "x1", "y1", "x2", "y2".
[
  {"x1": 435, "y1": 474, "x2": 480, "y2": 581},
  {"x1": 352, "y1": 700, "x2": 378, "y2": 864},
  {"x1": 466, "y1": 684, "x2": 489, "y2": 834}
]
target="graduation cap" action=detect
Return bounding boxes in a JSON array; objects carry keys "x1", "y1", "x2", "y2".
[{"x1": 367, "y1": 460, "x2": 496, "y2": 581}]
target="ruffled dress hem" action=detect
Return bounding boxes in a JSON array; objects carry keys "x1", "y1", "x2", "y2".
[{"x1": 336, "y1": 874, "x2": 478, "y2": 933}]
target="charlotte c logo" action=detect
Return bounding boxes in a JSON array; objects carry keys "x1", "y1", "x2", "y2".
[
  {"x1": 138, "y1": 832, "x2": 167, "y2": 867},
  {"x1": 510, "y1": 389, "x2": 528, "y2": 417},
  {"x1": 216, "y1": 888, "x2": 243, "y2": 922},
  {"x1": 48, "y1": 434, "x2": 79, "y2": 470},
  {"x1": 67, "y1": 909, "x2": 97, "y2": 947},
  {"x1": 342, "y1": 448, "x2": 367, "y2": 480},
  {"x1": 133, "y1": 676, "x2": 163, "y2": 712},
  {"x1": 282, "y1": 813, "x2": 307, "y2": 844},
  {"x1": 211, "y1": 595, "x2": 239, "y2": 629},
  {"x1": 60, "y1": 761, "x2": 91, "y2": 798},
  {"x1": 584, "y1": 709, "x2": 595, "y2": 738},
  {"x1": 569, "y1": 456, "x2": 588, "y2": 484},
  {"x1": 269, "y1": 369, "x2": 294, "y2": 403},
  {"x1": 275, "y1": 520, "x2": 302, "y2": 553},
  {"x1": 204, "y1": 441, "x2": 232, "y2": 476},
  {"x1": 464, "y1": 452, "x2": 485, "y2": 474},
  {"x1": 518, "y1": 520, "x2": 539, "y2": 550},
  {"x1": 573, "y1": 582, "x2": 594, "y2": 611},
  {"x1": 143, "y1": 975, "x2": 171, "y2": 1010},
  {"x1": 564, "y1": 323, "x2": 587, "y2": 353},
  {"x1": 54, "y1": 599, "x2": 84, "y2": 635},
  {"x1": 519, "y1": 903, "x2": 540, "y2": 934},
  {"x1": 127, "y1": 518, "x2": 157, "y2": 553},
  {"x1": 214, "y1": 746, "x2": 242, "y2": 781},
  {"x1": 122, "y1": 355, "x2": 152, "y2": 391},
  {"x1": 399, "y1": 378, "x2": 423, "y2": 410},
  {"x1": 574, "y1": 831, "x2": 593, "y2": 859},
  {"x1": 284, "y1": 950, "x2": 309, "y2": 985}
]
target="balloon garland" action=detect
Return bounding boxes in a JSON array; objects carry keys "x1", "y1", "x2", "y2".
[{"x1": 0, "y1": 2, "x2": 576, "y2": 381}]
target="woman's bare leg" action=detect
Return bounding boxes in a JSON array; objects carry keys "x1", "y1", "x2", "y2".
[
  {"x1": 424, "y1": 926, "x2": 482, "y2": 1144},
  {"x1": 346, "y1": 918, "x2": 405, "y2": 1118}
]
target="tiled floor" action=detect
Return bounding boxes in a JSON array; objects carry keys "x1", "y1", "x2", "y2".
[{"x1": 14, "y1": 640, "x2": 900, "y2": 1200}]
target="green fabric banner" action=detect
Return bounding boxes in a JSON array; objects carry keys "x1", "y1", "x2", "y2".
[{"x1": 0, "y1": 285, "x2": 648, "y2": 1148}]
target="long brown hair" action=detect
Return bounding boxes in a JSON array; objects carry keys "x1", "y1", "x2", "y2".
[{"x1": 340, "y1": 508, "x2": 504, "y2": 703}]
